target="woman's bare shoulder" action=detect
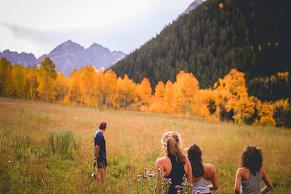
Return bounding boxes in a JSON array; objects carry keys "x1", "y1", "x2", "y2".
[
  {"x1": 236, "y1": 167, "x2": 250, "y2": 180},
  {"x1": 204, "y1": 163, "x2": 216, "y2": 172},
  {"x1": 236, "y1": 167, "x2": 247, "y2": 174},
  {"x1": 156, "y1": 156, "x2": 169, "y2": 163}
]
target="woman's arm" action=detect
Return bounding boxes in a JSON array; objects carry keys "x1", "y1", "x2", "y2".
[
  {"x1": 185, "y1": 157, "x2": 193, "y2": 184},
  {"x1": 260, "y1": 169, "x2": 273, "y2": 193},
  {"x1": 155, "y1": 158, "x2": 165, "y2": 193},
  {"x1": 209, "y1": 164, "x2": 219, "y2": 190},
  {"x1": 234, "y1": 168, "x2": 242, "y2": 194}
]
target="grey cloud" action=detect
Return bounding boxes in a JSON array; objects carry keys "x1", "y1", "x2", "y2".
[
  {"x1": 0, "y1": 22, "x2": 145, "y2": 53},
  {"x1": 0, "y1": 23, "x2": 65, "y2": 44}
]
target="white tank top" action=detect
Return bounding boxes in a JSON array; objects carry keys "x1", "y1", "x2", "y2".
[{"x1": 192, "y1": 177, "x2": 211, "y2": 194}]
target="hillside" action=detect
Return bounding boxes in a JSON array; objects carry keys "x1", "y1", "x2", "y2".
[{"x1": 112, "y1": 0, "x2": 291, "y2": 101}]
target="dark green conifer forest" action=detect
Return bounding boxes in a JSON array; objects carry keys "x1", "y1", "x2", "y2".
[{"x1": 112, "y1": 0, "x2": 291, "y2": 101}]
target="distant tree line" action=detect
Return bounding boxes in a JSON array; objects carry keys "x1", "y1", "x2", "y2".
[{"x1": 1, "y1": 57, "x2": 290, "y2": 128}]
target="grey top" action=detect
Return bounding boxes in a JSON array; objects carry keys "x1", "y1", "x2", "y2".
[
  {"x1": 192, "y1": 177, "x2": 211, "y2": 194},
  {"x1": 241, "y1": 173, "x2": 261, "y2": 194}
]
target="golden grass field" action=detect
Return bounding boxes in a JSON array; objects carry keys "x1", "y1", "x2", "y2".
[{"x1": 0, "y1": 97, "x2": 290, "y2": 193}]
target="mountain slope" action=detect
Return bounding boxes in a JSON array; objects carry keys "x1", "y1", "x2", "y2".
[
  {"x1": 184, "y1": 0, "x2": 205, "y2": 14},
  {"x1": 1, "y1": 40, "x2": 125, "y2": 76},
  {"x1": 38, "y1": 40, "x2": 89, "y2": 74},
  {"x1": 0, "y1": 50, "x2": 38, "y2": 67},
  {"x1": 112, "y1": 0, "x2": 291, "y2": 100},
  {"x1": 38, "y1": 40, "x2": 125, "y2": 75}
]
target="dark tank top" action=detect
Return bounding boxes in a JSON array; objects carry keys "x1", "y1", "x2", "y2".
[{"x1": 165, "y1": 155, "x2": 186, "y2": 194}]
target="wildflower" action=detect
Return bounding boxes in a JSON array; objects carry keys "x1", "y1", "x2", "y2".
[
  {"x1": 175, "y1": 185, "x2": 182, "y2": 190},
  {"x1": 175, "y1": 184, "x2": 183, "y2": 193},
  {"x1": 148, "y1": 173, "x2": 155, "y2": 177}
]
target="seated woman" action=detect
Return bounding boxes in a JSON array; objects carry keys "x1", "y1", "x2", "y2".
[
  {"x1": 156, "y1": 131, "x2": 192, "y2": 194},
  {"x1": 234, "y1": 146, "x2": 273, "y2": 194},
  {"x1": 187, "y1": 144, "x2": 219, "y2": 194}
]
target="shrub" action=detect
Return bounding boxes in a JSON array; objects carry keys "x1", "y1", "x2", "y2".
[
  {"x1": 257, "y1": 103, "x2": 276, "y2": 126},
  {"x1": 48, "y1": 131, "x2": 79, "y2": 160},
  {"x1": 273, "y1": 99, "x2": 291, "y2": 128}
]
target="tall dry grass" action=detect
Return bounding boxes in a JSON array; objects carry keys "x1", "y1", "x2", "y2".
[{"x1": 0, "y1": 97, "x2": 290, "y2": 193}]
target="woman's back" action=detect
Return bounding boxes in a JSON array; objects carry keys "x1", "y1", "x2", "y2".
[
  {"x1": 187, "y1": 144, "x2": 219, "y2": 194},
  {"x1": 234, "y1": 145, "x2": 273, "y2": 194},
  {"x1": 192, "y1": 164, "x2": 214, "y2": 194},
  {"x1": 192, "y1": 177, "x2": 211, "y2": 194},
  {"x1": 240, "y1": 168, "x2": 262, "y2": 194},
  {"x1": 166, "y1": 155, "x2": 186, "y2": 194},
  {"x1": 156, "y1": 131, "x2": 192, "y2": 194},
  {"x1": 241, "y1": 173, "x2": 261, "y2": 194}
]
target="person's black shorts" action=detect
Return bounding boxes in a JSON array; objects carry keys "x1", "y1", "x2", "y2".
[{"x1": 96, "y1": 158, "x2": 107, "y2": 169}]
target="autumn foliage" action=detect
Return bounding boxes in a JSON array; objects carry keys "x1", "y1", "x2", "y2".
[{"x1": 0, "y1": 57, "x2": 290, "y2": 127}]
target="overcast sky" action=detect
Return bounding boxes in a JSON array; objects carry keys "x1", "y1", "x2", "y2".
[{"x1": 0, "y1": 0, "x2": 193, "y2": 57}]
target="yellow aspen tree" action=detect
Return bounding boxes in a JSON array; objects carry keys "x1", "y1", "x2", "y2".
[
  {"x1": 0, "y1": 58, "x2": 12, "y2": 96},
  {"x1": 54, "y1": 73, "x2": 68, "y2": 102},
  {"x1": 79, "y1": 65, "x2": 98, "y2": 106},
  {"x1": 136, "y1": 77, "x2": 152, "y2": 110},
  {"x1": 198, "y1": 89, "x2": 216, "y2": 117},
  {"x1": 272, "y1": 99, "x2": 290, "y2": 127},
  {"x1": 94, "y1": 69, "x2": 118, "y2": 108},
  {"x1": 172, "y1": 71, "x2": 199, "y2": 114},
  {"x1": 37, "y1": 57, "x2": 57, "y2": 101},
  {"x1": 114, "y1": 75, "x2": 137, "y2": 109},
  {"x1": 257, "y1": 102, "x2": 276, "y2": 126},
  {"x1": 164, "y1": 80, "x2": 174, "y2": 113},
  {"x1": 3, "y1": 65, "x2": 17, "y2": 97},
  {"x1": 150, "y1": 81, "x2": 166, "y2": 113},
  {"x1": 66, "y1": 69, "x2": 81, "y2": 104},
  {"x1": 10, "y1": 65, "x2": 26, "y2": 98},
  {"x1": 215, "y1": 69, "x2": 255, "y2": 123},
  {"x1": 24, "y1": 67, "x2": 39, "y2": 100},
  {"x1": 102, "y1": 70, "x2": 117, "y2": 108}
]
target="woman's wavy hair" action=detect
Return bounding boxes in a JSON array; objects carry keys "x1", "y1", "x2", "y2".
[
  {"x1": 187, "y1": 144, "x2": 204, "y2": 177},
  {"x1": 161, "y1": 131, "x2": 185, "y2": 164},
  {"x1": 241, "y1": 145, "x2": 263, "y2": 175}
]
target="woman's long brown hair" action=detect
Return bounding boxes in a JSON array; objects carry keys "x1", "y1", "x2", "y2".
[
  {"x1": 161, "y1": 131, "x2": 186, "y2": 164},
  {"x1": 241, "y1": 145, "x2": 263, "y2": 175}
]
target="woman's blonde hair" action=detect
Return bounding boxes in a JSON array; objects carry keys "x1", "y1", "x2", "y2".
[{"x1": 161, "y1": 131, "x2": 185, "y2": 163}]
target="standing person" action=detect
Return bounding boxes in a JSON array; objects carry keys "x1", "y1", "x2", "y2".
[
  {"x1": 187, "y1": 144, "x2": 219, "y2": 194},
  {"x1": 94, "y1": 122, "x2": 107, "y2": 184},
  {"x1": 234, "y1": 146, "x2": 273, "y2": 194},
  {"x1": 156, "y1": 131, "x2": 192, "y2": 194}
]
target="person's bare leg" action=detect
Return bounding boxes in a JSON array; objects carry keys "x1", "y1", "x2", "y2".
[
  {"x1": 96, "y1": 168, "x2": 102, "y2": 184},
  {"x1": 96, "y1": 168, "x2": 105, "y2": 184},
  {"x1": 102, "y1": 168, "x2": 106, "y2": 183}
]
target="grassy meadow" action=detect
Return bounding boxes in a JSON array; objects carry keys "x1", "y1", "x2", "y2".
[{"x1": 0, "y1": 97, "x2": 290, "y2": 193}]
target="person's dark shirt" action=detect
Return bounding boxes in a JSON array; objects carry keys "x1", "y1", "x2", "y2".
[{"x1": 94, "y1": 131, "x2": 106, "y2": 160}]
